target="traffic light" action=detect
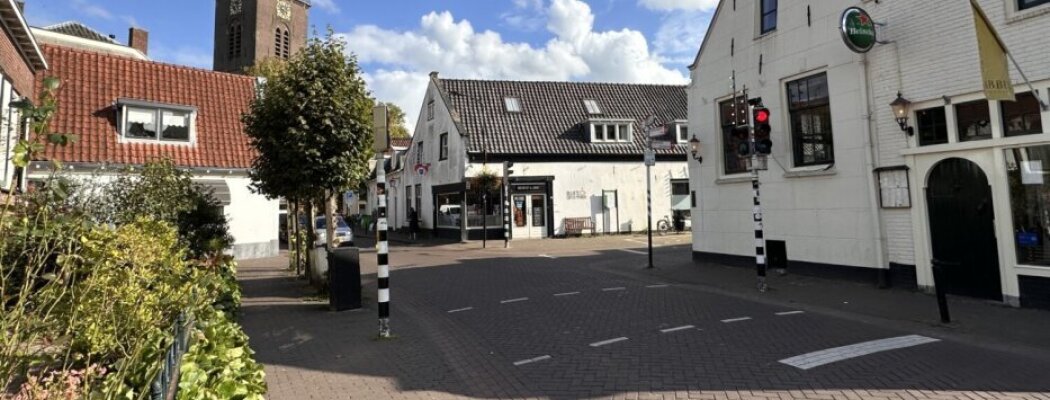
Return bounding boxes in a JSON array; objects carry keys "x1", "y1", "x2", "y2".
[
  {"x1": 504, "y1": 161, "x2": 515, "y2": 176},
  {"x1": 733, "y1": 125, "x2": 751, "y2": 156},
  {"x1": 753, "y1": 105, "x2": 772, "y2": 155}
]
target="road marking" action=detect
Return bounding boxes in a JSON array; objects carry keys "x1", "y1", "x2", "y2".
[
  {"x1": 775, "y1": 311, "x2": 805, "y2": 316},
  {"x1": 447, "y1": 307, "x2": 474, "y2": 313},
  {"x1": 500, "y1": 297, "x2": 529, "y2": 304},
  {"x1": 720, "y1": 317, "x2": 752, "y2": 323},
  {"x1": 617, "y1": 248, "x2": 647, "y2": 255},
  {"x1": 779, "y1": 335, "x2": 940, "y2": 370},
  {"x1": 659, "y1": 325, "x2": 695, "y2": 333},
  {"x1": 539, "y1": 254, "x2": 556, "y2": 259},
  {"x1": 602, "y1": 287, "x2": 626, "y2": 292},
  {"x1": 589, "y1": 337, "x2": 629, "y2": 347},
  {"x1": 512, "y1": 355, "x2": 552, "y2": 366},
  {"x1": 554, "y1": 291, "x2": 581, "y2": 297},
  {"x1": 646, "y1": 284, "x2": 670, "y2": 289}
]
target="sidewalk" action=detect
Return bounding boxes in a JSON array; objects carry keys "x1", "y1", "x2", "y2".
[{"x1": 585, "y1": 243, "x2": 1050, "y2": 360}]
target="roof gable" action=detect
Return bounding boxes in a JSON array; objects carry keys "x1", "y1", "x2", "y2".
[
  {"x1": 36, "y1": 45, "x2": 257, "y2": 169},
  {"x1": 42, "y1": 21, "x2": 119, "y2": 44},
  {"x1": 438, "y1": 78, "x2": 687, "y2": 157}
]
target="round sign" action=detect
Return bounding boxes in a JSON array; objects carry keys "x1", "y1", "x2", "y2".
[{"x1": 840, "y1": 7, "x2": 877, "y2": 53}]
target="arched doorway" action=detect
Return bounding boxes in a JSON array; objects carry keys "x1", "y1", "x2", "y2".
[{"x1": 926, "y1": 158, "x2": 1002, "y2": 300}]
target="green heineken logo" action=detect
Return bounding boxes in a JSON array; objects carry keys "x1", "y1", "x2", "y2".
[{"x1": 840, "y1": 7, "x2": 877, "y2": 53}]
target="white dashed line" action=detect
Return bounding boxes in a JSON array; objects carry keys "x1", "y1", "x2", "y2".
[
  {"x1": 602, "y1": 287, "x2": 626, "y2": 292},
  {"x1": 659, "y1": 325, "x2": 695, "y2": 333},
  {"x1": 500, "y1": 297, "x2": 529, "y2": 304},
  {"x1": 589, "y1": 337, "x2": 629, "y2": 347},
  {"x1": 720, "y1": 317, "x2": 752, "y2": 323},
  {"x1": 513, "y1": 355, "x2": 552, "y2": 366},
  {"x1": 447, "y1": 307, "x2": 474, "y2": 313},
  {"x1": 779, "y1": 335, "x2": 940, "y2": 370},
  {"x1": 539, "y1": 254, "x2": 556, "y2": 259},
  {"x1": 775, "y1": 311, "x2": 805, "y2": 316},
  {"x1": 616, "y1": 249, "x2": 647, "y2": 255},
  {"x1": 646, "y1": 284, "x2": 670, "y2": 289},
  {"x1": 554, "y1": 291, "x2": 581, "y2": 297}
]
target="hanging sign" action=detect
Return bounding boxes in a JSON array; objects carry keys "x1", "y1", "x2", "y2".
[{"x1": 840, "y1": 7, "x2": 877, "y2": 53}]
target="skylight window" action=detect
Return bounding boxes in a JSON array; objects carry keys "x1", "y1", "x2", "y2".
[
  {"x1": 504, "y1": 97, "x2": 522, "y2": 113},
  {"x1": 584, "y1": 99, "x2": 602, "y2": 114}
]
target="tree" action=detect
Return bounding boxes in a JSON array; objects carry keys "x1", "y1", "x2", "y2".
[
  {"x1": 243, "y1": 31, "x2": 374, "y2": 263},
  {"x1": 386, "y1": 103, "x2": 411, "y2": 139}
]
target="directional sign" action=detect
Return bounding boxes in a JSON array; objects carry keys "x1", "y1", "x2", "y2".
[
  {"x1": 647, "y1": 126, "x2": 667, "y2": 138},
  {"x1": 644, "y1": 149, "x2": 656, "y2": 166},
  {"x1": 651, "y1": 141, "x2": 674, "y2": 150}
]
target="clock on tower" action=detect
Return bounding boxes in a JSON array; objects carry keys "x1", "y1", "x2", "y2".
[{"x1": 276, "y1": 0, "x2": 292, "y2": 20}]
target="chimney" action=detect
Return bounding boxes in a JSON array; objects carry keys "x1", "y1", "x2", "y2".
[{"x1": 128, "y1": 27, "x2": 148, "y2": 55}]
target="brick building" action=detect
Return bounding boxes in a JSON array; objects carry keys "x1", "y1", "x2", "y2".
[
  {"x1": 213, "y1": 0, "x2": 310, "y2": 73},
  {"x1": 0, "y1": 0, "x2": 48, "y2": 191},
  {"x1": 688, "y1": 0, "x2": 1050, "y2": 309}
]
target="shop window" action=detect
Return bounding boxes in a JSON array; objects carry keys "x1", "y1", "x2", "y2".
[
  {"x1": 787, "y1": 72, "x2": 834, "y2": 166},
  {"x1": 956, "y1": 100, "x2": 992, "y2": 142},
  {"x1": 1005, "y1": 145, "x2": 1050, "y2": 266},
  {"x1": 1001, "y1": 92, "x2": 1043, "y2": 137},
  {"x1": 720, "y1": 96, "x2": 749, "y2": 175},
  {"x1": 1019, "y1": 0, "x2": 1050, "y2": 10},
  {"x1": 436, "y1": 193, "x2": 463, "y2": 228},
  {"x1": 466, "y1": 180, "x2": 501, "y2": 228},
  {"x1": 916, "y1": 107, "x2": 948, "y2": 146}
]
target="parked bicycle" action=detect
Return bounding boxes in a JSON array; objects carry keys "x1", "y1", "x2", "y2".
[{"x1": 656, "y1": 215, "x2": 673, "y2": 235}]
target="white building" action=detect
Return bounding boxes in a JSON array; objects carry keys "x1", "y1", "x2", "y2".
[
  {"x1": 375, "y1": 73, "x2": 691, "y2": 241},
  {"x1": 28, "y1": 27, "x2": 279, "y2": 260},
  {"x1": 689, "y1": 0, "x2": 1050, "y2": 309}
]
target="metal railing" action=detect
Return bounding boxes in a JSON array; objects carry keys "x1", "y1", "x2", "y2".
[{"x1": 150, "y1": 312, "x2": 194, "y2": 400}]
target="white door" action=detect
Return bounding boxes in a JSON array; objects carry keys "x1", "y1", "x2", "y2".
[
  {"x1": 602, "y1": 190, "x2": 618, "y2": 234},
  {"x1": 512, "y1": 194, "x2": 547, "y2": 239}
]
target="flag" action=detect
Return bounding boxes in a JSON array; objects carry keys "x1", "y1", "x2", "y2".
[{"x1": 971, "y1": 0, "x2": 1014, "y2": 101}]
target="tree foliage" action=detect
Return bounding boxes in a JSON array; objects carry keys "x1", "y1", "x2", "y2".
[
  {"x1": 386, "y1": 103, "x2": 411, "y2": 139},
  {"x1": 243, "y1": 31, "x2": 375, "y2": 203}
]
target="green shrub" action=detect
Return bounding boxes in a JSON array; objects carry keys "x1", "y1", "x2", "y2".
[{"x1": 176, "y1": 307, "x2": 266, "y2": 400}]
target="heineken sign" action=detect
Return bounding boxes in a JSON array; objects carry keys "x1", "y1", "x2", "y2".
[{"x1": 840, "y1": 7, "x2": 876, "y2": 53}]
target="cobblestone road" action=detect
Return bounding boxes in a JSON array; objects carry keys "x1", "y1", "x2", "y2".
[{"x1": 238, "y1": 237, "x2": 1050, "y2": 399}]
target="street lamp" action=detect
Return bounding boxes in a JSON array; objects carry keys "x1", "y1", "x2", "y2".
[
  {"x1": 889, "y1": 92, "x2": 914, "y2": 136},
  {"x1": 688, "y1": 136, "x2": 703, "y2": 163}
]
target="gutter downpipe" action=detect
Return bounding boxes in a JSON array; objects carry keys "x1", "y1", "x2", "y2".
[{"x1": 860, "y1": 52, "x2": 891, "y2": 288}]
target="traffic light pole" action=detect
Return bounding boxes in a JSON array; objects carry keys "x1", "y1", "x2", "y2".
[
  {"x1": 746, "y1": 99, "x2": 769, "y2": 292},
  {"x1": 503, "y1": 161, "x2": 511, "y2": 248}
]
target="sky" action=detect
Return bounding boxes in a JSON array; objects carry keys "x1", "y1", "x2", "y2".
[{"x1": 24, "y1": 0, "x2": 716, "y2": 128}]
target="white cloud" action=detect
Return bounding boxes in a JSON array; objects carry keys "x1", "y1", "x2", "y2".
[
  {"x1": 311, "y1": 0, "x2": 340, "y2": 14},
  {"x1": 638, "y1": 0, "x2": 719, "y2": 12},
  {"x1": 501, "y1": 0, "x2": 545, "y2": 32},
  {"x1": 342, "y1": 0, "x2": 687, "y2": 130},
  {"x1": 71, "y1": 0, "x2": 113, "y2": 20},
  {"x1": 653, "y1": 10, "x2": 711, "y2": 65}
]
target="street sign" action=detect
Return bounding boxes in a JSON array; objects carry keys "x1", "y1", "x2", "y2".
[
  {"x1": 646, "y1": 125, "x2": 666, "y2": 138},
  {"x1": 643, "y1": 149, "x2": 656, "y2": 166},
  {"x1": 651, "y1": 141, "x2": 674, "y2": 150}
]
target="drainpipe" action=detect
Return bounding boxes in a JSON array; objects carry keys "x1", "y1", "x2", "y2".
[{"x1": 860, "y1": 53, "x2": 890, "y2": 288}]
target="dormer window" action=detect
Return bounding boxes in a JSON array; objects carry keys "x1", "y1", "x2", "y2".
[
  {"x1": 590, "y1": 122, "x2": 631, "y2": 143},
  {"x1": 583, "y1": 99, "x2": 602, "y2": 114},
  {"x1": 118, "y1": 99, "x2": 196, "y2": 143},
  {"x1": 675, "y1": 122, "x2": 689, "y2": 143},
  {"x1": 504, "y1": 97, "x2": 522, "y2": 113}
]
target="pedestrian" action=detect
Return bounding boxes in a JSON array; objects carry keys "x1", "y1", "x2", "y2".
[{"x1": 409, "y1": 207, "x2": 420, "y2": 240}]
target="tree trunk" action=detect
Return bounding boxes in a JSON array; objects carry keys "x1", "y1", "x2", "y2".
[
  {"x1": 325, "y1": 189, "x2": 337, "y2": 249},
  {"x1": 307, "y1": 200, "x2": 317, "y2": 285},
  {"x1": 291, "y1": 199, "x2": 301, "y2": 277}
]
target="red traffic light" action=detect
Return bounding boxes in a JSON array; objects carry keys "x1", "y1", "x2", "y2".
[{"x1": 755, "y1": 108, "x2": 770, "y2": 124}]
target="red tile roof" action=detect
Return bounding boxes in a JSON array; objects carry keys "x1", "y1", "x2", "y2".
[
  {"x1": 390, "y1": 138, "x2": 413, "y2": 148},
  {"x1": 36, "y1": 45, "x2": 257, "y2": 169}
]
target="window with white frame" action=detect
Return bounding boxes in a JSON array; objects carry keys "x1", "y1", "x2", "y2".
[
  {"x1": 504, "y1": 97, "x2": 522, "y2": 113},
  {"x1": 676, "y1": 123, "x2": 689, "y2": 143},
  {"x1": 590, "y1": 122, "x2": 631, "y2": 143},
  {"x1": 583, "y1": 99, "x2": 602, "y2": 114},
  {"x1": 1019, "y1": 0, "x2": 1050, "y2": 10},
  {"x1": 120, "y1": 100, "x2": 195, "y2": 143}
]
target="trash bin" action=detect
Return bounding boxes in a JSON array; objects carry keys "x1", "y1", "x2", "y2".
[{"x1": 328, "y1": 247, "x2": 362, "y2": 311}]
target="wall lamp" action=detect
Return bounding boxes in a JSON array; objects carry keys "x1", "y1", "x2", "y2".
[
  {"x1": 889, "y1": 92, "x2": 914, "y2": 136},
  {"x1": 688, "y1": 136, "x2": 703, "y2": 163}
]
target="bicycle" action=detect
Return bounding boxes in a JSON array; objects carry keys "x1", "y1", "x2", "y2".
[{"x1": 655, "y1": 215, "x2": 672, "y2": 235}]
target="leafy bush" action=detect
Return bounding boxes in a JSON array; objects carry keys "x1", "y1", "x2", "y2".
[{"x1": 176, "y1": 307, "x2": 266, "y2": 400}]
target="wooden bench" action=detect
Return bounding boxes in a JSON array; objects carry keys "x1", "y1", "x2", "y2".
[{"x1": 564, "y1": 217, "x2": 596, "y2": 236}]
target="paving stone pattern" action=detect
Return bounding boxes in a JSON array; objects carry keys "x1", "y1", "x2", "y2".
[{"x1": 238, "y1": 242, "x2": 1050, "y2": 400}]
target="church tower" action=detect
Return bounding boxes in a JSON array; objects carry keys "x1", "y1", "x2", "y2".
[{"x1": 213, "y1": 0, "x2": 309, "y2": 73}]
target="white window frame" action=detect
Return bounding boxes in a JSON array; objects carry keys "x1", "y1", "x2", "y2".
[
  {"x1": 583, "y1": 99, "x2": 602, "y2": 115},
  {"x1": 504, "y1": 97, "x2": 522, "y2": 113},
  {"x1": 117, "y1": 99, "x2": 197, "y2": 145},
  {"x1": 674, "y1": 120, "x2": 689, "y2": 143},
  {"x1": 589, "y1": 121, "x2": 633, "y2": 143}
]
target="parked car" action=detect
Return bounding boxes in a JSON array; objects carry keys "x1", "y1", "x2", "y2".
[{"x1": 312, "y1": 215, "x2": 354, "y2": 247}]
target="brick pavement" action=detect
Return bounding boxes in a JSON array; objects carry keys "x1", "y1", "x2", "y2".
[{"x1": 238, "y1": 238, "x2": 1050, "y2": 400}]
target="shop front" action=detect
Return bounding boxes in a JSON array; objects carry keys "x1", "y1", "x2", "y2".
[
  {"x1": 508, "y1": 177, "x2": 554, "y2": 240},
  {"x1": 432, "y1": 181, "x2": 506, "y2": 241}
]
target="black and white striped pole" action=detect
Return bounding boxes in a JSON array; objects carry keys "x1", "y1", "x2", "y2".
[
  {"x1": 503, "y1": 161, "x2": 512, "y2": 248},
  {"x1": 373, "y1": 105, "x2": 392, "y2": 338},
  {"x1": 745, "y1": 93, "x2": 769, "y2": 292}
]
